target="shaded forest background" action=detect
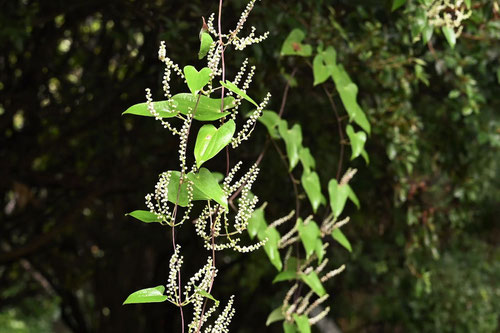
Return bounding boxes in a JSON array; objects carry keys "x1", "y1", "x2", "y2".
[{"x1": 1, "y1": 0, "x2": 499, "y2": 332}]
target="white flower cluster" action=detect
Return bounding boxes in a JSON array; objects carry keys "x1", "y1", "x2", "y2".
[
  {"x1": 280, "y1": 252, "x2": 346, "y2": 326},
  {"x1": 166, "y1": 245, "x2": 183, "y2": 304},
  {"x1": 232, "y1": 26, "x2": 269, "y2": 51},
  {"x1": 231, "y1": 92, "x2": 271, "y2": 148},
  {"x1": 145, "y1": 87, "x2": 180, "y2": 135},
  {"x1": 178, "y1": 111, "x2": 193, "y2": 174},
  {"x1": 204, "y1": 296, "x2": 235, "y2": 333},
  {"x1": 145, "y1": 171, "x2": 194, "y2": 227},
  {"x1": 193, "y1": 162, "x2": 265, "y2": 253},
  {"x1": 426, "y1": 0, "x2": 472, "y2": 37}
]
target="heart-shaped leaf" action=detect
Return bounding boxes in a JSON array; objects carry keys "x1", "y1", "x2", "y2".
[
  {"x1": 272, "y1": 270, "x2": 297, "y2": 284},
  {"x1": 293, "y1": 314, "x2": 311, "y2": 333},
  {"x1": 283, "y1": 322, "x2": 298, "y2": 333},
  {"x1": 198, "y1": 32, "x2": 213, "y2": 59},
  {"x1": 184, "y1": 66, "x2": 212, "y2": 95},
  {"x1": 258, "y1": 110, "x2": 281, "y2": 139},
  {"x1": 314, "y1": 238, "x2": 325, "y2": 263},
  {"x1": 280, "y1": 29, "x2": 312, "y2": 57},
  {"x1": 332, "y1": 228, "x2": 352, "y2": 252},
  {"x1": 266, "y1": 307, "x2": 285, "y2": 326},
  {"x1": 187, "y1": 168, "x2": 228, "y2": 210},
  {"x1": 300, "y1": 271, "x2": 326, "y2": 297},
  {"x1": 278, "y1": 120, "x2": 303, "y2": 171},
  {"x1": 258, "y1": 226, "x2": 282, "y2": 271},
  {"x1": 248, "y1": 205, "x2": 267, "y2": 239},
  {"x1": 442, "y1": 26, "x2": 456, "y2": 49},
  {"x1": 301, "y1": 170, "x2": 325, "y2": 213},
  {"x1": 328, "y1": 179, "x2": 350, "y2": 218},
  {"x1": 123, "y1": 285, "x2": 167, "y2": 304},
  {"x1": 299, "y1": 147, "x2": 316, "y2": 172},
  {"x1": 297, "y1": 219, "x2": 321, "y2": 259},
  {"x1": 346, "y1": 125, "x2": 367, "y2": 160},
  {"x1": 313, "y1": 53, "x2": 330, "y2": 86},
  {"x1": 219, "y1": 80, "x2": 258, "y2": 107},
  {"x1": 194, "y1": 120, "x2": 235, "y2": 168},
  {"x1": 123, "y1": 93, "x2": 234, "y2": 121},
  {"x1": 330, "y1": 65, "x2": 371, "y2": 134},
  {"x1": 126, "y1": 210, "x2": 162, "y2": 223}
]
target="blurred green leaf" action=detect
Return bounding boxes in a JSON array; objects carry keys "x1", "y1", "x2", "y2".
[
  {"x1": 301, "y1": 170, "x2": 325, "y2": 213},
  {"x1": 281, "y1": 29, "x2": 312, "y2": 57},
  {"x1": 332, "y1": 228, "x2": 352, "y2": 252}
]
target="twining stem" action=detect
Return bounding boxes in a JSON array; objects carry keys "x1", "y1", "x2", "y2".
[
  {"x1": 195, "y1": 201, "x2": 217, "y2": 333},
  {"x1": 322, "y1": 85, "x2": 344, "y2": 181},
  {"x1": 170, "y1": 93, "x2": 202, "y2": 333}
]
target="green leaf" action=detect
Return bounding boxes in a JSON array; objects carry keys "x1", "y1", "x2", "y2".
[
  {"x1": 278, "y1": 120, "x2": 303, "y2": 171},
  {"x1": 293, "y1": 314, "x2": 311, "y2": 333},
  {"x1": 123, "y1": 93, "x2": 234, "y2": 121},
  {"x1": 299, "y1": 147, "x2": 316, "y2": 172},
  {"x1": 332, "y1": 228, "x2": 352, "y2": 252},
  {"x1": 283, "y1": 321, "x2": 298, "y2": 333},
  {"x1": 266, "y1": 307, "x2": 285, "y2": 326},
  {"x1": 198, "y1": 32, "x2": 213, "y2": 59},
  {"x1": 314, "y1": 238, "x2": 325, "y2": 263},
  {"x1": 392, "y1": 0, "x2": 406, "y2": 11},
  {"x1": 464, "y1": 0, "x2": 471, "y2": 8},
  {"x1": 220, "y1": 80, "x2": 258, "y2": 107},
  {"x1": 187, "y1": 168, "x2": 228, "y2": 210},
  {"x1": 301, "y1": 171, "x2": 325, "y2": 213},
  {"x1": 272, "y1": 270, "x2": 297, "y2": 283},
  {"x1": 347, "y1": 185, "x2": 360, "y2": 209},
  {"x1": 194, "y1": 120, "x2": 235, "y2": 168},
  {"x1": 122, "y1": 100, "x2": 179, "y2": 118},
  {"x1": 497, "y1": 67, "x2": 500, "y2": 84},
  {"x1": 258, "y1": 226, "x2": 282, "y2": 271},
  {"x1": 300, "y1": 271, "x2": 326, "y2": 297},
  {"x1": 258, "y1": 110, "x2": 281, "y2": 139},
  {"x1": 330, "y1": 65, "x2": 371, "y2": 134},
  {"x1": 126, "y1": 210, "x2": 162, "y2": 223},
  {"x1": 248, "y1": 206, "x2": 267, "y2": 239},
  {"x1": 297, "y1": 219, "x2": 321, "y2": 259},
  {"x1": 346, "y1": 125, "x2": 367, "y2": 160},
  {"x1": 442, "y1": 26, "x2": 456, "y2": 49},
  {"x1": 195, "y1": 288, "x2": 219, "y2": 306},
  {"x1": 422, "y1": 24, "x2": 434, "y2": 44},
  {"x1": 166, "y1": 171, "x2": 192, "y2": 207},
  {"x1": 123, "y1": 286, "x2": 167, "y2": 304},
  {"x1": 328, "y1": 179, "x2": 349, "y2": 218},
  {"x1": 184, "y1": 66, "x2": 212, "y2": 95},
  {"x1": 280, "y1": 29, "x2": 312, "y2": 57},
  {"x1": 313, "y1": 54, "x2": 330, "y2": 86}
]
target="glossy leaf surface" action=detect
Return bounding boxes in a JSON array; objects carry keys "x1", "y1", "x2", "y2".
[
  {"x1": 187, "y1": 168, "x2": 228, "y2": 209},
  {"x1": 220, "y1": 80, "x2": 258, "y2": 106},
  {"x1": 123, "y1": 285, "x2": 167, "y2": 304},
  {"x1": 194, "y1": 119, "x2": 235, "y2": 168},
  {"x1": 184, "y1": 66, "x2": 211, "y2": 95},
  {"x1": 126, "y1": 210, "x2": 162, "y2": 223}
]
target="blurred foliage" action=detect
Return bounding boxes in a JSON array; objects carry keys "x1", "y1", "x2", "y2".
[{"x1": 0, "y1": 0, "x2": 499, "y2": 332}]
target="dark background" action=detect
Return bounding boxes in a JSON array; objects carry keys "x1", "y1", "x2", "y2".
[{"x1": 1, "y1": 0, "x2": 499, "y2": 332}]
